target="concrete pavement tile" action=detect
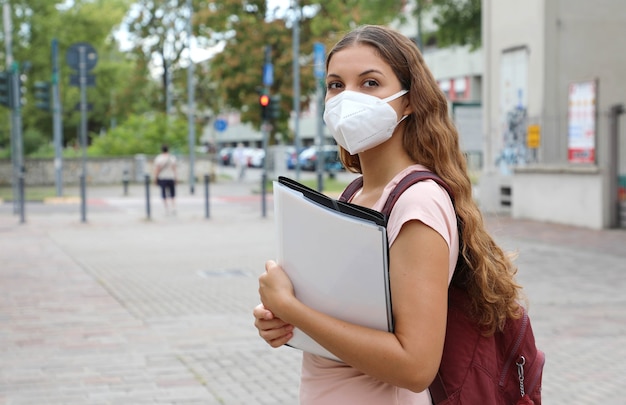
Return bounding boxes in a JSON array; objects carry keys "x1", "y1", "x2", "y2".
[{"x1": 1, "y1": 176, "x2": 625, "y2": 403}]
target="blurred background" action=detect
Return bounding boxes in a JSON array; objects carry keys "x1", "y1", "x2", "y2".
[{"x1": 1, "y1": 0, "x2": 625, "y2": 229}]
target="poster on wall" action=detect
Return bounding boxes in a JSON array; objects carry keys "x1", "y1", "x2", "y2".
[
  {"x1": 567, "y1": 81, "x2": 597, "y2": 164},
  {"x1": 498, "y1": 48, "x2": 529, "y2": 175}
]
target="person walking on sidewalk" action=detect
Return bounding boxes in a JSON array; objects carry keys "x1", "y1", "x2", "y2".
[
  {"x1": 233, "y1": 142, "x2": 247, "y2": 181},
  {"x1": 253, "y1": 25, "x2": 526, "y2": 404},
  {"x1": 153, "y1": 144, "x2": 177, "y2": 215}
]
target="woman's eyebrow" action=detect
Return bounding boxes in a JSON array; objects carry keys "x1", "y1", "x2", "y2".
[
  {"x1": 326, "y1": 69, "x2": 384, "y2": 80},
  {"x1": 358, "y1": 69, "x2": 384, "y2": 77}
]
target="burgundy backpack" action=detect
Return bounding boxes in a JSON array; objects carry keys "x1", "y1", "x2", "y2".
[{"x1": 340, "y1": 171, "x2": 545, "y2": 405}]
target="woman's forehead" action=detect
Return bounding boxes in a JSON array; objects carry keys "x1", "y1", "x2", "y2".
[{"x1": 327, "y1": 44, "x2": 390, "y2": 74}]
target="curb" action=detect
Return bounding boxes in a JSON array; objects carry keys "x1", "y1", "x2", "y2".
[{"x1": 43, "y1": 196, "x2": 81, "y2": 204}]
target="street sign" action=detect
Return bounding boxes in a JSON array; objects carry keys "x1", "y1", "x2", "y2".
[
  {"x1": 263, "y1": 63, "x2": 273, "y2": 87},
  {"x1": 74, "y1": 102, "x2": 93, "y2": 112},
  {"x1": 527, "y1": 124, "x2": 540, "y2": 149},
  {"x1": 70, "y1": 74, "x2": 96, "y2": 87},
  {"x1": 313, "y1": 42, "x2": 325, "y2": 79},
  {"x1": 214, "y1": 118, "x2": 228, "y2": 132},
  {"x1": 66, "y1": 42, "x2": 98, "y2": 71}
]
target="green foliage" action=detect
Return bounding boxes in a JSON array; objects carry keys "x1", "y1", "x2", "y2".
[
  {"x1": 88, "y1": 113, "x2": 191, "y2": 156},
  {"x1": 428, "y1": 0, "x2": 481, "y2": 50},
  {"x1": 195, "y1": 0, "x2": 404, "y2": 143},
  {"x1": 22, "y1": 128, "x2": 48, "y2": 156},
  {"x1": 0, "y1": 0, "x2": 154, "y2": 153},
  {"x1": 123, "y1": 0, "x2": 195, "y2": 114}
]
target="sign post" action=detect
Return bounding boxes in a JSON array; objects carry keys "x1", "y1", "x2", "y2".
[
  {"x1": 67, "y1": 42, "x2": 98, "y2": 223},
  {"x1": 313, "y1": 42, "x2": 325, "y2": 192}
]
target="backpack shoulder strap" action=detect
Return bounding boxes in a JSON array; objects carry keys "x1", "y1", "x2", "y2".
[
  {"x1": 338, "y1": 176, "x2": 364, "y2": 203},
  {"x1": 339, "y1": 171, "x2": 453, "y2": 215},
  {"x1": 380, "y1": 171, "x2": 453, "y2": 216}
]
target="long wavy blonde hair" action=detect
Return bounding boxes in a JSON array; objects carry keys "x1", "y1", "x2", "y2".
[{"x1": 328, "y1": 25, "x2": 522, "y2": 334}]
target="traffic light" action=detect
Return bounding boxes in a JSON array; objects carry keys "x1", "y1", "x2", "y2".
[
  {"x1": 269, "y1": 94, "x2": 281, "y2": 120},
  {"x1": 34, "y1": 81, "x2": 51, "y2": 111},
  {"x1": 0, "y1": 71, "x2": 12, "y2": 109},
  {"x1": 18, "y1": 73, "x2": 27, "y2": 107},
  {"x1": 259, "y1": 93, "x2": 270, "y2": 121}
]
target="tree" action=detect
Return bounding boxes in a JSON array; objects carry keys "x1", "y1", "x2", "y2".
[
  {"x1": 194, "y1": 0, "x2": 404, "y2": 143},
  {"x1": 123, "y1": 0, "x2": 204, "y2": 114},
  {"x1": 89, "y1": 113, "x2": 189, "y2": 156},
  {"x1": 426, "y1": 0, "x2": 481, "y2": 50},
  {"x1": 0, "y1": 0, "x2": 140, "y2": 152}
]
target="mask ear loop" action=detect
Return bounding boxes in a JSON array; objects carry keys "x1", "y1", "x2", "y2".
[{"x1": 382, "y1": 89, "x2": 409, "y2": 103}]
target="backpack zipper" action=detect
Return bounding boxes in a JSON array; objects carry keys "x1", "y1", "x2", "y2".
[{"x1": 499, "y1": 309, "x2": 529, "y2": 388}]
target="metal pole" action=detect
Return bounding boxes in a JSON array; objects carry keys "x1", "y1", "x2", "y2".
[
  {"x1": 204, "y1": 174, "x2": 210, "y2": 219},
  {"x1": 187, "y1": 0, "x2": 196, "y2": 195},
  {"x1": 3, "y1": 3, "x2": 18, "y2": 216},
  {"x1": 261, "y1": 46, "x2": 272, "y2": 218},
  {"x1": 79, "y1": 46, "x2": 88, "y2": 223},
  {"x1": 18, "y1": 166, "x2": 25, "y2": 223},
  {"x1": 145, "y1": 174, "x2": 151, "y2": 220},
  {"x1": 10, "y1": 62, "x2": 24, "y2": 223},
  {"x1": 415, "y1": 0, "x2": 424, "y2": 51},
  {"x1": 608, "y1": 104, "x2": 624, "y2": 228},
  {"x1": 292, "y1": 0, "x2": 301, "y2": 181},
  {"x1": 316, "y1": 81, "x2": 324, "y2": 192},
  {"x1": 52, "y1": 38, "x2": 63, "y2": 197}
]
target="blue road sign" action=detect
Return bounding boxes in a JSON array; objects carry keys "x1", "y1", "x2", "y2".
[
  {"x1": 313, "y1": 42, "x2": 325, "y2": 79},
  {"x1": 214, "y1": 118, "x2": 228, "y2": 132},
  {"x1": 66, "y1": 42, "x2": 98, "y2": 71},
  {"x1": 70, "y1": 74, "x2": 96, "y2": 87},
  {"x1": 263, "y1": 63, "x2": 274, "y2": 87}
]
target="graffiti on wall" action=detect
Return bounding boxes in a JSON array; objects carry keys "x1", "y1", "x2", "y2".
[
  {"x1": 498, "y1": 48, "x2": 529, "y2": 175},
  {"x1": 496, "y1": 105, "x2": 528, "y2": 175}
]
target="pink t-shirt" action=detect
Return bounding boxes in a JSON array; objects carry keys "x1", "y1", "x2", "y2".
[{"x1": 299, "y1": 165, "x2": 459, "y2": 405}]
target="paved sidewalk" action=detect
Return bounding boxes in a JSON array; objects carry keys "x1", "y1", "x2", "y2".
[{"x1": 1, "y1": 175, "x2": 625, "y2": 404}]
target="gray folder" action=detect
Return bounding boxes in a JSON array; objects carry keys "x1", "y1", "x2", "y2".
[{"x1": 273, "y1": 177, "x2": 393, "y2": 362}]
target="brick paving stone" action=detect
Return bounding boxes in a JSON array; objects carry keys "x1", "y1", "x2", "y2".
[{"x1": 1, "y1": 175, "x2": 625, "y2": 404}]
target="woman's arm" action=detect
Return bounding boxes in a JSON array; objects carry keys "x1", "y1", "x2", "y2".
[{"x1": 258, "y1": 219, "x2": 449, "y2": 392}]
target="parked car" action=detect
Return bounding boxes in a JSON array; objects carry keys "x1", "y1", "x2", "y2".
[
  {"x1": 285, "y1": 146, "x2": 306, "y2": 170},
  {"x1": 298, "y1": 146, "x2": 343, "y2": 172},
  {"x1": 247, "y1": 148, "x2": 265, "y2": 168},
  {"x1": 219, "y1": 147, "x2": 234, "y2": 166}
]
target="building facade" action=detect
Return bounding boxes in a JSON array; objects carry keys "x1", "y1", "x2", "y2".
[{"x1": 482, "y1": 0, "x2": 626, "y2": 229}]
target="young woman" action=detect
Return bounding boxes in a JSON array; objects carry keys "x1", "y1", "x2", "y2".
[{"x1": 253, "y1": 25, "x2": 523, "y2": 404}]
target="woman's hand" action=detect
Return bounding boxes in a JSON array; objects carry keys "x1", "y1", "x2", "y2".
[
  {"x1": 258, "y1": 260, "x2": 295, "y2": 319},
  {"x1": 253, "y1": 304, "x2": 294, "y2": 348}
]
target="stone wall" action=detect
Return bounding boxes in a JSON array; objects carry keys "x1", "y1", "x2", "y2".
[{"x1": 0, "y1": 155, "x2": 216, "y2": 186}]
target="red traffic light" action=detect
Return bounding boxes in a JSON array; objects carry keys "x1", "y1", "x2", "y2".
[{"x1": 259, "y1": 94, "x2": 270, "y2": 107}]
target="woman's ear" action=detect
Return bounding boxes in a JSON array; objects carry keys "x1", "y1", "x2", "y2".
[{"x1": 402, "y1": 98, "x2": 412, "y2": 116}]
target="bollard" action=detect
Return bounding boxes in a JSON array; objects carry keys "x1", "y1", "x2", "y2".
[
  {"x1": 261, "y1": 171, "x2": 267, "y2": 218},
  {"x1": 144, "y1": 174, "x2": 151, "y2": 220},
  {"x1": 122, "y1": 169, "x2": 130, "y2": 196},
  {"x1": 204, "y1": 174, "x2": 210, "y2": 219},
  {"x1": 80, "y1": 173, "x2": 87, "y2": 223},
  {"x1": 18, "y1": 167, "x2": 25, "y2": 224}
]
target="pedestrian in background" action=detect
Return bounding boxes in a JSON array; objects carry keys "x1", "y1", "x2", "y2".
[
  {"x1": 153, "y1": 144, "x2": 177, "y2": 215},
  {"x1": 253, "y1": 25, "x2": 527, "y2": 404},
  {"x1": 233, "y1": 142, "x2": 247, "y2": 181}
]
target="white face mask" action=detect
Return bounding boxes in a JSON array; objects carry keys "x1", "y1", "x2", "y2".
[{"x1": 323, "y1": 89, "x2": 408, "y2": 155}]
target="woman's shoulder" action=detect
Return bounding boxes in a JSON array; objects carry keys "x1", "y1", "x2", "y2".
[{"x1": 382, "y1": 165, "x2": 452, "y2": 206}]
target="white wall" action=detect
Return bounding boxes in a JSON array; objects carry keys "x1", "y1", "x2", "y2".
[{"x1": 513, "y1": 167, "x2": 603, "y2": 229}]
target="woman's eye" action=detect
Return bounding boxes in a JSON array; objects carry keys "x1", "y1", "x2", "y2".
[
  {"x1": 327, "y1": 82, "x2": 342, "y2": 90},
  {"x1": 363, "y1": 80, "x2": 379, "y2": 88}
]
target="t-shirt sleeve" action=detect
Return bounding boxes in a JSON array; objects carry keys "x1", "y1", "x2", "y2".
[{"x1": 385, "y1": 180, "x2": 457, "y2": 249}]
